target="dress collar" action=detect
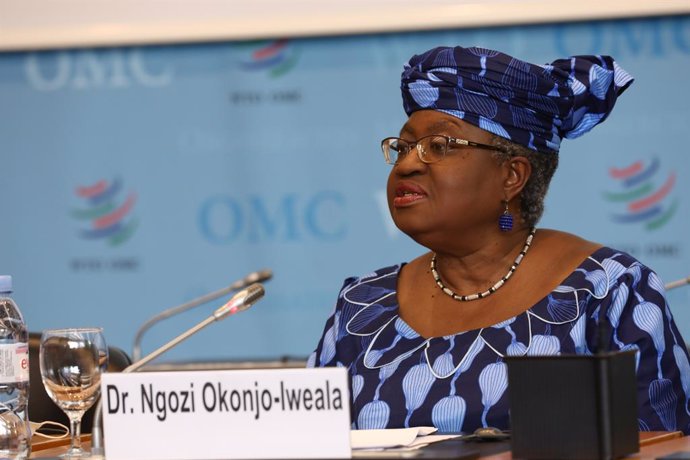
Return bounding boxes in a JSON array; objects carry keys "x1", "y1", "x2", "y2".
[{"x1": 343, "y1": 247, "x2": 616, "y2": 377}]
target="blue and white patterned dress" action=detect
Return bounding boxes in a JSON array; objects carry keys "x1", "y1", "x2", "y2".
[{"x1": 308, "y1": 247, "x2": 690, "y2": 434}]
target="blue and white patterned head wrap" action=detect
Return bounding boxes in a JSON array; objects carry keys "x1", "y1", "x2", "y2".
[{"x1": 401, "y1": 46, "x2": 634, "y2": 154}]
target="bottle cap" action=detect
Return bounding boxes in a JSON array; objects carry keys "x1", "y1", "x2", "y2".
[{"x1": 0, "y1": 276, "x2": 12, "y2": 294}]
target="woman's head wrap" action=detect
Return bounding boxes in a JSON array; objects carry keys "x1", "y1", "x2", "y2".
[{"x1": 401, "y1": 46, "x2": 634, "y2": 154}]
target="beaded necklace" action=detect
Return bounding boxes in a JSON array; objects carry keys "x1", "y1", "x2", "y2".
[{"x1": 430, "y1": 228, "x2": 536, "y2": 301}]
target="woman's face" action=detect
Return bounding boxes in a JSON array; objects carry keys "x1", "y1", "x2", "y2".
[{"x1": 386, "y1": 110, "x2": 507, "y2": 248}]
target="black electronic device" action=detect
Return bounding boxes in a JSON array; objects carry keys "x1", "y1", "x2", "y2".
[{"x1": 506, "y1": 350, "x2": 639, "y2": 460}]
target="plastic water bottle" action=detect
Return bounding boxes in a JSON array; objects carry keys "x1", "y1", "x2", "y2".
[{"x1": 0, "y1": 276, "x2": 30, "y2": 458}]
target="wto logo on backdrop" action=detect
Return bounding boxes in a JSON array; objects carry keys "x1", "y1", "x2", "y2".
[
  {"x1": 603, "y1": 157, "x2": 679, "y2": 258},
  {"x1": 239, "y1": 39, "x2": 300, "y2": 78},
  {"x1": 229, "y1": 39, "x2": 302, "y2": 106},
  {"x1": 69, "y1": 178, "x2": 140, "y2": 272},
  {"x1": 604, "y1": 158, "x2": 677, "y2": 230}
]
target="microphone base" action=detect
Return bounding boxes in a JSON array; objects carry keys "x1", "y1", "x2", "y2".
[{"x1": 506, "y1": 351, "x2": 639, "y2": 460}]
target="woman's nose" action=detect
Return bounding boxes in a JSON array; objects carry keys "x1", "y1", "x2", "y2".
[{"x1": 394, "y1": 145, "x2": 426, "y2": 174}]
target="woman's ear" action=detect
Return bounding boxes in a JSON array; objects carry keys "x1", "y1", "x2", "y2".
[{"x1": 503, "y1": 156, "x2": 531, "y2": 201}]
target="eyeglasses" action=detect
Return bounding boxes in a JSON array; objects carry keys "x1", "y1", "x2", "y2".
[{"x1": 381, "y1": 135, "x2": 504, "y2": 165}]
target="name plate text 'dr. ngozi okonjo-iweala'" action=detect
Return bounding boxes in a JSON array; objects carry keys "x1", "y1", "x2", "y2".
[{"x1": 101, "y1": 367, "x2": 351, "y2": 460}]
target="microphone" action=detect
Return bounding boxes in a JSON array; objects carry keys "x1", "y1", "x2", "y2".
[
  {"x1": 132, "y1": 269, "x2": 272, "y2": 360},
  {"x1": 92, "y1": 283, "x2": 265, "y2": 457},
  {"x1": 665, "y1": 275, "x2": 690, "y2": 291}
]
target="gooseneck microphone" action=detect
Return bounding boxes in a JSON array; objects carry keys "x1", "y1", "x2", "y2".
[
  {"x1": 665, "y1": 274, "x2": 690, "y2": 291},
  {"x1": 92, "y1": 283, "x2": 265, "y2": 457},
  {"x1": 132, "y1": 269, "x2": 272, "y2": 361}
]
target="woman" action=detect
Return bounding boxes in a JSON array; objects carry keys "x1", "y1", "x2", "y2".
[{"x1": 308, "y1": 46, "x2": 690, "y2": 434}]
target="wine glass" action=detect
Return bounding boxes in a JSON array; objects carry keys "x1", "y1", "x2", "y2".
[{"x1": 39, "y1": 328, "x2": 108, "y2": 458}]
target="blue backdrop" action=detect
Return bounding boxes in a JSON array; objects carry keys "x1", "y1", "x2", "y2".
[{"x1": 1, "y1": 16, "x2": 689, "y2": 362}]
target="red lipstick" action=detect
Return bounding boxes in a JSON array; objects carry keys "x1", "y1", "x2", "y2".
[{"x1": 393, "y1": 182, "x2": 427, "y2": 207}]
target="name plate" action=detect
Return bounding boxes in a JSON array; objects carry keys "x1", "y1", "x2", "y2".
[{"x1": 101, "y1": 367, "x2": 351, "y2": 460}]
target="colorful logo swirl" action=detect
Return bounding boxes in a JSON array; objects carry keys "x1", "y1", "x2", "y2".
[
  {"x1": 71, "y1": 178, "x2": 138, "y2": 246},
  {"x1": 604, "y1": 158, "x2": 678, "y2": 230},
  {"x1": 240, "y1": 39, "x2": 299, "y2": 77}
]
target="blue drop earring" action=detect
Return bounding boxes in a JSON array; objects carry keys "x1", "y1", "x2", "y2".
[{"x1": 499, "y1": 200, "x2": 513, "y2": 232}]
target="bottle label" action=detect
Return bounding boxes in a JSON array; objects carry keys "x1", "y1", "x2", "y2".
[{"x1": 0, "y1": 343, "x2": 29, "y2": 383}]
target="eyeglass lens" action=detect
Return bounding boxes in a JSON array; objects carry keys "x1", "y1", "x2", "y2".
[{"x1": 384, "y1": 136, "x2": 448, "y2": 164}]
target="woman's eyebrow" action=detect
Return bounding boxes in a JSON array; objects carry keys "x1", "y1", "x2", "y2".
[
  {"x1": 399, "y1": 119, "x2": 464, "y2": 138},
  {"x1": 399, "y1": 125, "x2": 414, "y2": 138},
  {"x1": 426, "y1": 120, "x2": 461, "y2": 134}
]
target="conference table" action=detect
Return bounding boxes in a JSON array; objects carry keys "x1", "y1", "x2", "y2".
[{"x1": 27, "y1": 431, "x2": 690, "y2": 459}]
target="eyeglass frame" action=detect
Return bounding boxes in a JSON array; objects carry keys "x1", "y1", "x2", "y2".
[{"x1": 380, "y1": 134, "x2": 505, "y2": 165}]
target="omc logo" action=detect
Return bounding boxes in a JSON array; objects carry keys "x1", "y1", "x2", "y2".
[
  {"x1": 198, "y1": 192, "x2": 346, "y2": 244},
  {"x1": 603, "y1": 158, "x2": 678, "y2": 230},
  {"x1": 25, "y1": 49, "x2": 173, "y2": 91},
  {"x1": 239, "y1": 39, "x2": 299, "y2": 78},
  {"x1": 71, "y1": 178, "x2": 139, "y2": 246},
  {"x1": 553, "y1": 16, "x2": 690, "y2": 57}
]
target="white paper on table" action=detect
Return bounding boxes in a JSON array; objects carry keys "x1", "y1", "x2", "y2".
[
  {"x1": 351, "y1": 427, "x2": 457, "y2": 450},
  {"x1": 405, "y1": 434, "x2": 461, "y2": 449}
]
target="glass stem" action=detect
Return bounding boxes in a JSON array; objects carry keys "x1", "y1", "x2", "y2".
[{"x1": 69, "y1": 415, "x2": 83, "y2": 452}]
